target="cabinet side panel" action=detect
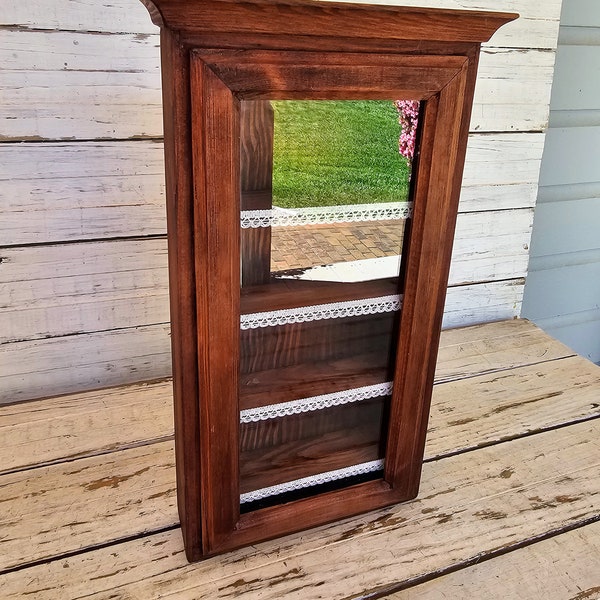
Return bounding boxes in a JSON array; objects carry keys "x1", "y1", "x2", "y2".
[{"x1": 160, "y1": 29, "x2": 203, "y2": 561}]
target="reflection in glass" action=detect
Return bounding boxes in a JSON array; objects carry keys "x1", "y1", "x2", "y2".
[
  {"x1": 240, "y1": 100, "x2": 418, "y2": 284},
  {"x1": 272, "y1": 100, "x2": 411, "y2": 208},
  {"x1": 238, "y1": 99, "x2": 420, "y2": 509},
  {"x1": 271, "y1": 100, "x2": 413, "y2": 282}
]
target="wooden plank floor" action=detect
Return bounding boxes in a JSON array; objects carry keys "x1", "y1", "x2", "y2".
[{"x1": 0, "y1": 319, "x2": 599, "y2": 599}]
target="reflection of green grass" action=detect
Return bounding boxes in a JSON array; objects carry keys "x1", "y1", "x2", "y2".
[{"x1": 272, "y1": 100, "x2": 410, "y2": 208}]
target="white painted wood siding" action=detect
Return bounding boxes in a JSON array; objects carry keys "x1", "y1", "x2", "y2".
[
  {"x1": 522, "y1": 0, "x2": 600, "y2": 364},
  {"x1": 0, "y1": 0, "x2": 562, "y2": 402}
]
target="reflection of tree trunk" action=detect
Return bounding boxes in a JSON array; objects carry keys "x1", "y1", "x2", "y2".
[{"x1": 240, "y1": 100, "x2": 274, "y2": 286}]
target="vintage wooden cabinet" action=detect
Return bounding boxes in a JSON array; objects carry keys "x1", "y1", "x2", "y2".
[{"x1": 140, "y1": 0, "x2": 516, "y2": 561}]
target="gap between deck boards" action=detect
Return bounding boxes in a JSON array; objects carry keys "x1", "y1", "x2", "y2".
[
  {"x1": 1, "y1": 320, "x2": 598, "y2": 598},
  {"x1": 370, "y1": 515, "x2": 600, "y2": 599},
  {"x1": 0, "y1": 418, "x2": 598, "y2": 599},
  {"x1": 0, "y1": 320, "x2": 578, "y2": 475}
]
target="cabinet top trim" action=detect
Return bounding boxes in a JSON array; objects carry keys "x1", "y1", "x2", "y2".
[{"x1": 141, "y1": 0, "x2": 516, "y2": 45}]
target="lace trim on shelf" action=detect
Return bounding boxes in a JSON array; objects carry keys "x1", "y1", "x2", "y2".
[
  {"x1": 240, "y1": 202, "x2": 413, "y2": 228},
  {"x1": 240, "y1": 381, "x2": 393, "y2": 423},
  {"x1": 240, "y1": 294, "x2": 401, "y2": 330},
  {"x1": 240, "y1": 459, "x2": 385, "y2": 503}
]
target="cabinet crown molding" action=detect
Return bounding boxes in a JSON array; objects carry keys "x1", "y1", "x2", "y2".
[{"x1": 142, "y1": 0, "x2": 516, "y2": 45}]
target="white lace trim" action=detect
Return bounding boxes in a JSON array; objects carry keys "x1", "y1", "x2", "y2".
[
  {"x1": 240, "y1": 294, "x2": 401, "y2": 330},
  {"x1": 240, "y1": 459, "x2": 385, "y2": 503},
  {"x1": 240, "y1": 382, "x2": 393, "y2": 423},
  {"x1": 240, "y1": 202, "x2": 412, "y2": 228}
]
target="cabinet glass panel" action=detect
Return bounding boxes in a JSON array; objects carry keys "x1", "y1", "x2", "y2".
[{"x1": 239, "y1": 99, "x2": 420, "y2": 510}]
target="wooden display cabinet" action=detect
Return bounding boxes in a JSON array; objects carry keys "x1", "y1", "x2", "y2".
[{"x1": 140, "y1": 0, "x2": 516, "y2": 561}]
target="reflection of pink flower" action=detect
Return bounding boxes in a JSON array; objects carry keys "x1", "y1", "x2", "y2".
[{"x1": 395, "y1": 100, "x2": 419, "y2": 168}]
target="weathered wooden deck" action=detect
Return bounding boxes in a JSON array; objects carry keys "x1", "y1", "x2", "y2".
[{"x1": 1, "y1": 319, "x2": 599, "y2": 599}]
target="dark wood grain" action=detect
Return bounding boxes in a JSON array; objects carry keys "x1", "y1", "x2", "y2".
[
  {"x1": 240, "y1": 397, "x2": 386, "y2": 452},
  {"x1": 190, "y1": 57, "x2": 241, "y2": 554},
  {"x1": 229, "y1": 479, "x2": 405, "y2": 554},
  {"x1": 240, "y1": 350, "x2": 392, "y2": 410},
  {"x1": 384, "y1": 59, "x2": 479, "y2": 498},
  {"x1": 141, "y1": 0, "x2": 516, "y2": 561},
  {"x1": 198, "y1": 50, "x2": 467, "y2": 101},
  {"x1": 240, "y1": 399, "x2": 386, "y2": 493},
  {"x1": 144, "y1": 0, "x2": 516, "y2": 45},
  {"x1": 158, "y1": 28, "x2": 203, "y2": 562},
  {"x1": 241, "y1": 277, "x2": 399, "y2": 313},
  {"x1": 241, "y1": 313, "x2": 397, "y2": 374},
  {"x1": 181, "y1": 32, "x2": 478, "y2": 56},
  {"x1": 240, "y1": 100, "x2": 273, "y2": 286}
]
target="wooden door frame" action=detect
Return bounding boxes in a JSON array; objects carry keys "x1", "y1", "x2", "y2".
[{"x1": 188, "y1": 48, "x2": 474, "y2": 557}]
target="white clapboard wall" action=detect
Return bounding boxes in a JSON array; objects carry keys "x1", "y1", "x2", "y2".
[
  {"x1": 522, "y1": 0, "x2": 600, "y2": 364},
  {"x1": 0, "y1": 0, "x2": 562, "y2": 403}
]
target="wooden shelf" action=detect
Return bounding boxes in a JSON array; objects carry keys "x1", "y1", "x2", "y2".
[
  {"x1": 240, "y1": 279, "x2": 401, "y2": 408},
  {"x1": 240, "y1": 350, "x2": 394, "y2": 409},
  {"x1": 241, "y1": 311, "x2": 397, "y2": 374},
  {"x1": 241, "y1": 396, "x2": 387, "y2": 452},
  {"x1": 241, "y1": 277, "x2": 400, "y2": 314},
  {"x1": 240, "y1": 399, "x2": 386, "y2": 494}
]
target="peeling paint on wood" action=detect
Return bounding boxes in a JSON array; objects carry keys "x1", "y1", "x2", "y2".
[
  {"x1": 0, "y1": 419, "x2": 597, "y2": 597},
  {"x1": 388, "y1": 522, "x2": 600, "y2": 599},
  {"x1": 0, "y1": 36, "x2": 555, "y2": 139},
  {"x1": 0, "y1": 320, "x2": 570, "y2": 473},
  {"x1": 0, "y1": 0, "x2": 562, "y2": 409},
  {"x1": 1, "y1": 321, "x2": 598, "y2": 584},
  {"x1": 0, "y1": 210, "x2": 531, "y2": 345}
]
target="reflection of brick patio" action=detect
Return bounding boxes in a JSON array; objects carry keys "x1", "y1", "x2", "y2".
[{"x1": 271, "y1": 220, "x2": 406, "y2": 271}]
